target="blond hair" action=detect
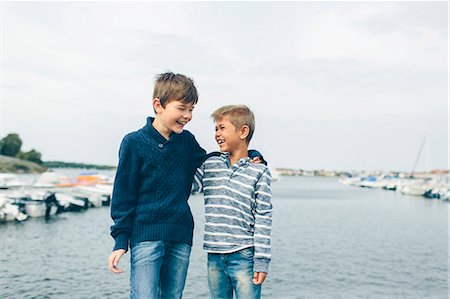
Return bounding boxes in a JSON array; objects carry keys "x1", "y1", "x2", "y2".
[{"x1": 211, "y1": 105, "x2": 255, "y2": 144}]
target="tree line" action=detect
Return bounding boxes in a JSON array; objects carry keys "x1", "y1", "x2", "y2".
[{"x1": 0, "y1": 133, "x2": 43, "y2": 164}]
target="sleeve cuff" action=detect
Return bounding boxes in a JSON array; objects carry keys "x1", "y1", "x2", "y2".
[
  {"x1": 113, "y1": 234, "x2": 129, "y2": 252},
  {"x1": 253, "y1": 257, "x2": 270, "y2": 273}
]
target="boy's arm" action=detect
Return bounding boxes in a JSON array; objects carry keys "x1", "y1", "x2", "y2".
[
  {"x1": 187, "y1": 132, "x2": 207, "y2": 194},
  {"x1": 191, "y1": 152, "x2": 223, "y2": 193},
  {"x1": 253, "y1": 168, "x2": 273, "y2": 273},
  {"x1": 192, "y1": 163, "x2": 205, "y2": 193},
  {"x1": 110, "y1": 135, "x2": 140, "y2": 252}
]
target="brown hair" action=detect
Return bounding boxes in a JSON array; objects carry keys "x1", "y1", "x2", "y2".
[
  {"x1": 211, "y1": 105, "x2": 255, "y2": 144},
  {"x1": 153, "y1": 72, "x2": 198, "y2": 109}
]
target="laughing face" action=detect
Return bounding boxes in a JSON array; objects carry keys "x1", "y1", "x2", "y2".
[
  {"x1": 153, "y1": 99, "x2": 194, "y2": 138},
  {"x1": 214, "y1": 117, "x2": 242, "y2": 153}
]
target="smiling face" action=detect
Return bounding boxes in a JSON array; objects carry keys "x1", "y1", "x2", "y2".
[
  {"x1": 153, "y1": 98, "x2": 194, "y2": 139},
  {"x1": 215, "y1": 116, "x2": 247, "y2": 153}
]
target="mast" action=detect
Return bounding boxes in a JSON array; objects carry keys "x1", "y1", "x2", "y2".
[{"x1": 409, "y1": 134, "x2": 428, "y2": 178}]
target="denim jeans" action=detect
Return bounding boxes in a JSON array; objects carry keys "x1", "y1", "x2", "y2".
[
  {"x1": 207, "y1": 247, "x2": 261, "y2": 299},
  {"x1": 130, "y1": 240, "x2": 191, "y2": 299}
]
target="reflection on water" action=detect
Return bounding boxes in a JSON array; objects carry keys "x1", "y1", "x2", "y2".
[{"x1": 1, "y1": 176, "x2": 448, "y2": 298}]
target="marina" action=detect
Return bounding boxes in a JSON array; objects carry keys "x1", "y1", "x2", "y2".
[
  {"x1": 0, "y1": 171, "x2": 113, "y2": 223},
  {"x1": 2, "y1": 167, "x2": 448, "y2": 224},
  {"x1": 339, "y1": 173, "x2": 450, "y2": 200},
  {"x1": 1, "y1": 173, "x2": 447, "y2": 298}
]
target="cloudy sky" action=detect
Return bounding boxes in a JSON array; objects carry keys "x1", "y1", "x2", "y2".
[{"x1": 2, "y1": 1, "x2": 448, "y2": 171}]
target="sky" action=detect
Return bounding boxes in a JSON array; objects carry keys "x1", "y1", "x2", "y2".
[{"x1": 1, "y1": 1, "x2": 448, "y2": 171}]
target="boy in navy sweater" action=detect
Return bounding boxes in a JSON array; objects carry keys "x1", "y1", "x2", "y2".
[{"x1": 108, "y1": 72, "x2": 207, "y2": 299}]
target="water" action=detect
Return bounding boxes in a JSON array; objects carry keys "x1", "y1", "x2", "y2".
[{"x1": 1, "y1": 175, "x2": 448, "y2": 298}]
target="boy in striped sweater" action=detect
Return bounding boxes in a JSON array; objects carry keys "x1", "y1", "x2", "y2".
[{"x1": 193, "y1": 105, "x2": 273, "y2": 299}]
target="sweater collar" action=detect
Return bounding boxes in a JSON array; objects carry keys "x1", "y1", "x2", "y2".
[
  {"x1": 143, "y1": 117, "x2": 180, "y2": 144},
  {"x1": 220, "y1": 152, "x2": 251, "y2": 168}
]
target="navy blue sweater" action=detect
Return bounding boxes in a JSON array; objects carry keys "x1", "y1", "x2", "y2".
[{"x1": 110, "y1": 117, "x2": 207, "y2": 251}]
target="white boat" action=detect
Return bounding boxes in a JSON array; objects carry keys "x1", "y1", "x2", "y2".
[
  {"x1": 82, "y1": 193, "x2": 104, "y2": 208},
  {"x1": 358, "y1": 176, "x2": 380, "y2": 188},
  {"x1": 7, "y1": 191, "x2": 59, "y2": 217},
  {"x1": 29, "y1": 190, "x2": 90, "y2": 212},
  {"x1": 33, "y1": 171, "x2": 74, "y2": 188},
  {"x1": 0, "y1": 197, "x2": 28, "y2": 222},
  {"x1": 398, "y1": 180, "x2": 429, "y2": 196},
  {"x1": 383, "y1": 179, "x2": 402, "y2": 191},
  {"x1": 339, "y1": 177, "x2": 363, "y2": 186},
  {"x1": 0, "y1": 173, "x2": 26, "y2": 189},
  {"x1": 22, "y1": 199, "x2": 59, "y2": 218},
  {"x1": 53, "y1": 192, "x2": 90, "y2": 211},
  {"x1": 441, "y1": 189, "x2": 450, "y2": 201},
  {"x1": 75, "y1": 185, "x2": 112, "y2": 206},
  {"x1": 423, "y1": 182, "x2": 450, "y2": 199},
  {"x1": 76, "y1": 184, "x2": 113, "y2": 196},
  {"x1": 54, "y1": 187, "x2": 105, "y2": 208}
]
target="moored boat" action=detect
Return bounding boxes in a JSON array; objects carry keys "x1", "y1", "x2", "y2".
[
  {"x1": 0, "y1": 173, "x2": 27, "y2": 189},
  {"x1": 0, "y1": 197, "x2": 28, "y2": 222},
  {"x1": 33, "y1": 171, "x2": 75, "y2": 188}
]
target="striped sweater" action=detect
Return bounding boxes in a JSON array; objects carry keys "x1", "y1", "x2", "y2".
[{"x1": 193, "y1": 153, "x2": 273, "y2": 273}]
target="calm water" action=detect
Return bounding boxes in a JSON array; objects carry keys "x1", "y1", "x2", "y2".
[{"x1": 1, "y1": 175, "x2": 448, "y2": 298}]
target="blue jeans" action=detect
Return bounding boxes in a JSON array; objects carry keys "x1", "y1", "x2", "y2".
[
  {"x1": 207, "y1": 247, "x2": 261, "y2": 299},
  {"x1": 130, "y1": 240, "x2": 191, "y2": 299}
]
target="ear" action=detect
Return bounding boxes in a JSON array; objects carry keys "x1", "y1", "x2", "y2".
[
  {"x1": 153, "y1": 98, "x2": 163, "y2": 114},
  {"x1": 240, "y1": 125, "x2": 250, "y2": 141}
]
